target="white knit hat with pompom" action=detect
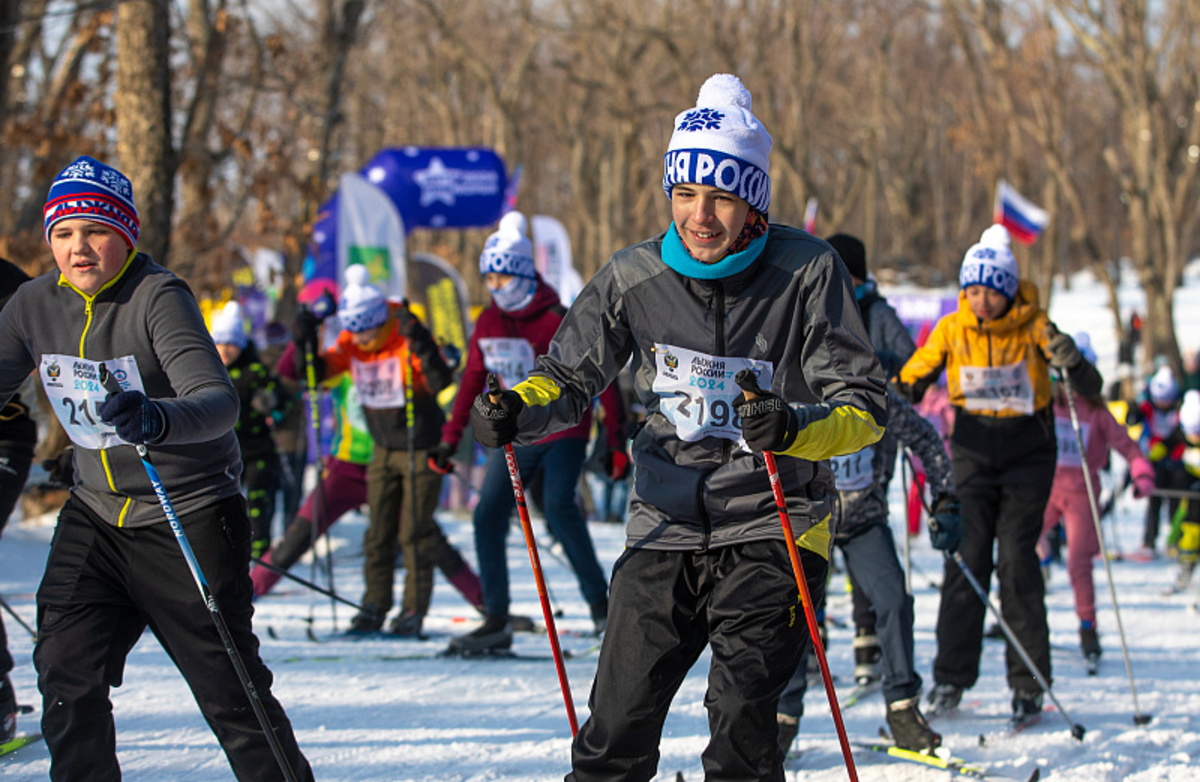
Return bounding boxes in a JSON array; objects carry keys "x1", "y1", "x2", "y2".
[
  {"x1": 338, "y1": 264, "x2": 389, "y2": 333},
  {"x1": 662, "y1": 74, "x2": 772, "y2": 213},
  {"x1": 209, "y1": 300, "x2": 248, "y2": 348},
  {"x1": 959, "y1": 223, "x2": 1020, "y2": 300},
  {"x1": 479, "y1": 211, "x2": 536, "y2": 279}
]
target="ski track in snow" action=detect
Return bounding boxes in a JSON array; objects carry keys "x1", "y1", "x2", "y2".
[{"x1": 2, "y1": 265, "x2": 1200, "y2": 780}]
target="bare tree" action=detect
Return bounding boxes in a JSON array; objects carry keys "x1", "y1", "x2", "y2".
[{"x1": 116, "y1": 0, "x2": 175, "y2": 263}]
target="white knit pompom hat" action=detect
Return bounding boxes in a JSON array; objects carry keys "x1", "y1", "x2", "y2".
[
  {"x1": 209, "y1": 300, "x2": 248, "y2": 348},
  {"x1": 662, "y1": 74, "x2": 772, "y2": 213},
  {"x1": 1148, "y1": 365, "x2": 1181, "y2": 406},
  {"x1": 959, "y1": 223, "x2": 1019, "y2": 300},
  {"x1": 1180, "y1": 390, "x2": 1200, "y2": 437},
  {"x1": 338, "y1": 264, "x2": 389, "y2": 333},
  {"x1": 479, "y1": 211, "x2": 536, "y2": 279}
]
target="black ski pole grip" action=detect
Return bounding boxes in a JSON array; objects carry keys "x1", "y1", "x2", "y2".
[
  {"x1": 734, "y1": 368, "x2": 763, "y2": 398},
  {"x1": 486, "y1": 373, "x2": 502, "y2": 404}
]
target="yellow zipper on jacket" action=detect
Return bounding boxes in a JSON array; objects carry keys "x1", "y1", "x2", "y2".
[{"x1": 61, "y1": 250, "x2": 138, "y2": 526}]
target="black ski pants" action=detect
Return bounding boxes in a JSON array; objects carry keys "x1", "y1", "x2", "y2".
[
  {"x1": 0, "y1": 436, "x2": 34, "y2": 676},
  {"x1": 35, "y1": 494, "x2": 313, "y2": 782},
  {"x1": 567, "y1": 539, "x2": 826, "y2": 782},
  {"x1": 933, "y1": 411, "x2": 1055, "y2": 694}
]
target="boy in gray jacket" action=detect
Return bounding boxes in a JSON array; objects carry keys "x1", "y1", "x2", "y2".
[
  {"x1": 0, "y1": 156, "x2": 312, "y2": 781},
  {"x1": 471, "y1": 75, "x2": 888, "y2": 781}
]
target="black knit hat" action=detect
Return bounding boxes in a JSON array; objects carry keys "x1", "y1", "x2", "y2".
[{"x1": 827, "y1": 233, "x2": 866, "y2": 281}]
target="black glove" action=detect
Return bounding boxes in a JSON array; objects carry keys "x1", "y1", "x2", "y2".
[
  {"x1": 428, "y1": 441, "x2": 456, "y2": 474},
  {"x1": 292, "y1": 307, "x2": 321, "y2": 347},
  {"x1": 1046, "y1": 332, "x2": 1083, "y2": 369},
  {"x1": 470, "y1": 374, "x2": 525, "y2": 449},
  {"x1": 395, "y1": 301, "x2": 425, "y2": 339},
  {"x1": 250, "y1": 388, "x2": 278, "y2": 417},
  {"x1": 929, "y1": 495, "x2": 963, "y2": 553},
  {"x1": 99, "y1": 390, "x2": 166, "y2": 444},
  {"x1": 733, "y1": 391, "x2": 799, "y2": 452},
  {"x1": 42, "y1": 447, "x2": 75, "y2": 487}
]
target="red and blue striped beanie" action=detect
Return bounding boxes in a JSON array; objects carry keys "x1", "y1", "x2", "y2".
[{"x1": 44, "y1": 156, "x2": 140, "y2": 249}]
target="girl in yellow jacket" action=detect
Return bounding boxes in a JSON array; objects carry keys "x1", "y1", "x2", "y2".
[{"x1": 898, "y1": 224, "x2": 1101, "y2": 724}]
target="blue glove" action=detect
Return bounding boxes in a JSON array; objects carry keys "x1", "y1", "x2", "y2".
[
  {"x1": 470, "y1": 374, "x2": 525, "y2": 449},
  {"x1": 929, "y1": 495, "x2": 963, "y2": 553},
  {"x1": 99, "y1": 391, "x2": 166, "y2": 444}
]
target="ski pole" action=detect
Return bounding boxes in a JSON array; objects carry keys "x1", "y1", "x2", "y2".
[
  {"x1": 0, "y1": 593, "x2": 35, "y2": 640},
  {"x1": 486, "y1": 374, "x2": 578, "y2": 736},
  {"x1": 301, "y1": 324, "x2": 336, "y2": 638},
  {"x1": 101, "y1": 365, "x2": 300, "y2": 782},
  {"x1": 251, "y1": 557, "x2": 365, "y2": 611},
  {"x1": 899, "y1": 452, "x2": 913, "y2": 595},
  {"x1": 1058, "y1": 369, "x2": 1152, "y2": 725},
  {"x1": 733, "y1": 370, "x2": 858, "y2": 782},
  {"x1": 1148, "y1": 487, "x2": 1200, "y2": 500},
  {"x1": 947, "y1": 551, "x2": 1086, "y2": 739}
]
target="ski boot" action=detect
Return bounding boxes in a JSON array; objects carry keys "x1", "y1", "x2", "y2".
[
  {"x1": 1080, "y1": 622, "x2": 1101, "y2": 675},
  {"x1": 926, "y1": 682, "x2": 963, "y2": 718},
  {"x1": 590, "y1": 597, "x2": 608, "y2": 637},
  {"x1": 345, "y1": 602, "x2": 385, "y2": 635},
  {"x1": 1010, "y1": 688, "x2": 1044, "y2": 727},
  {"x1": 886, "y1": 696, "x2": 941, "y2": 752},
  {"x1": 0, "y1": 675, "x2": 15, "y2": 742},
  {"x1": 447, "y1": 614, "x2": 513, "y2": 656},
  {"x1": 387, "y1": 610, "x2": 425, "y2": 638}
]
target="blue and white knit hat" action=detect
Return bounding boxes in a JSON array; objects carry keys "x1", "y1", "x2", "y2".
[
  {"x1": 338, "y1": 264, "x2": 389, "y2": 333},
  {"x1": 479, "y1": 211, "x2": 536, "y2": 279},
  {"x1": 1148, "y1": 365, "x2": 1180, "y2": 406},
  {"x1": 662, "y1": 74, "x2": 772, "y2": 213},
  {"x1": 209, "y1": 300, "x2": 249, "y2": 349},
  {"x1": 959, "y1": 224, "x2": 1019, "y2": 300},
  {"x1": 44, "y1": 155, "x2": 140, "y2": 249}
]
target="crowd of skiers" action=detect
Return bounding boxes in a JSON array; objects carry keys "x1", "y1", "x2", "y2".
[{"x1": 0, "y1": 69, "x2": 1197, "y2": 782}]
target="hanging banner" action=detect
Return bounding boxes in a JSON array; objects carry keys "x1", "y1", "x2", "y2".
[
  {"x1": 310, "y1": 147, "x2": 508, "y2": 284},
  {"x1": 531, "y1": 214, "x2": 583, "y2": 307},
  {"x1": 336, "y1": 172, "x2": 408, "y2": 302}
]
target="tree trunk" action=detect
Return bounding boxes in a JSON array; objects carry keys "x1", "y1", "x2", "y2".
[{"x1": 116, "y1": 0, "x2": 175, "y2": 264}]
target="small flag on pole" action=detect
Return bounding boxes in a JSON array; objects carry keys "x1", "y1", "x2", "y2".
[
  {"x1": 993, "y1": 179, "x2": 1048, "y2": 245},
  {"x1": 803, "y1": 197, "x2": 818, "y2": 234}
]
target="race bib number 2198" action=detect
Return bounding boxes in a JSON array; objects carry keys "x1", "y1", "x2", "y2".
[{"x1": 652, "y1": 344, "x2": 772, "y2": 443}]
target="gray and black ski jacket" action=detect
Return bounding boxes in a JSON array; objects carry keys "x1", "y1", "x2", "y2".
[
  {"x1": 510, "y1": 225, "x2": 888, "y2": 557},
  {"x1": 0, "y1": 252, "x2": 242, "y2": 527}
]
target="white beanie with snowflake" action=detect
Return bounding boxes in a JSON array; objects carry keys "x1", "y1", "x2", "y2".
[
  {"x1": 662, "y1": 74, "x2": 772, "y2": 213},
  {"x1": 338, "y1": 264, "x2": 389, "y2": 333}
]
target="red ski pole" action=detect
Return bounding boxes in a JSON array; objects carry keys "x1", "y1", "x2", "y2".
[
  {"x1": 734, "y1": 370, "x2": 859, "y2": 782},
  {"x1": 487, "y1": 374, "x2": 579, "y2": 736}
]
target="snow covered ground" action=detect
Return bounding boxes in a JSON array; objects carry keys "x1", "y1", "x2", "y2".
[{"x1": 2, "y1": 265, "x2": 1199, "y2": 781}]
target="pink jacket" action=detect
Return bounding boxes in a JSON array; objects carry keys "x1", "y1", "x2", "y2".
[{"x1": 1051, "y1": 396, "x2": 1154, "y2": 499}]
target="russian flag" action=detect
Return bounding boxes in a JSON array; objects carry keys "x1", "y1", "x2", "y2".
[
  {"x1": 802, "y1": 196, "x2": 818, "y2": 234},
  {"x1": 993, "y1": 179, "x2": 1049, "y2": 245}
]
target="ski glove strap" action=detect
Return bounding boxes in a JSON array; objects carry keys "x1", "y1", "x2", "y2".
[
  {"x1": 99, "y1": 390, "x2": 166, "y2": 445},
  {"x1": 470, "y1": 387, "x2": 525, "y2": 449},
  {"x1": 929, "y1": 495, "x2": 963, "y2": 553},
  {"x1": 733, "y1": 392, "x2": 799, "y2": 452}
]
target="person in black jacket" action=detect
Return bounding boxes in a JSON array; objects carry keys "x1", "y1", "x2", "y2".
[
  {"x1": 0, "y1": 257, "x2": 37, "y2": 742},
  {"x1": 210, "y1": 300, "x2": 294, "y2": 559}
]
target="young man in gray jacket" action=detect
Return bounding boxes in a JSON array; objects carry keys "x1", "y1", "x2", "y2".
[
  {"x1": 0, "y1": 156, "x2": 312, "y2": 781},
  {"x1": 471, "y1": 75, "x2": 888, "y2": 781}
]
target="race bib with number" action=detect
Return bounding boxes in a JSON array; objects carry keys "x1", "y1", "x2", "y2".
[
  {"x1": 1054, "y1": 417, "x2": 1090, "y2": 468},
  {"x1": 350, "y1": 356, "x2": 406, "y2": 409},
  {"x1": 830, "y1": 446, "x2": 874, "y2": 491},
  {"x1": 479, "y1": 337, "x2": 537, "y2": 391},
  {"x1": 652, "y1": 344, "x2": 772, "y2": 443},
  {"x1": 959, "y1": 360, "x2": 1034, "y2": 415},
  {"x1": 40, "y1": 355, "x2": 145, "y2": 450}
]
